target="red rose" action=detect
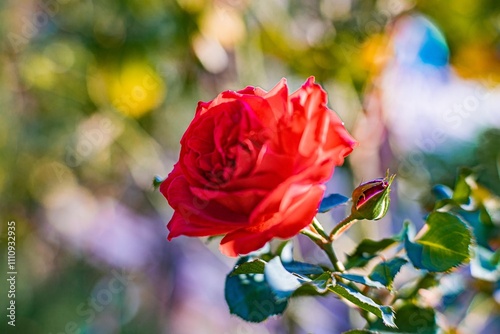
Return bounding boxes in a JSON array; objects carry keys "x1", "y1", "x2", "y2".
[{"x1": 161, "y1": 77, "x2": 356, "y2": 257}]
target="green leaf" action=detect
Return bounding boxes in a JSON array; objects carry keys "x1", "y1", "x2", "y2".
[
  {"x1": 225, "y1": 258, "x2": 288, "y2": 322},
  {"x1": 152, "y1": 175, "x2": 164, "y2": 190},
  {"x1": 479, "y1": 206, "x2": 494, "y2": 226},
  {"x1": 370, "y1": 303, "x2": 437, "y2": 334},
  {"x1": 452, "y1": 169, "x2": 473, "y2": 204},
  {"x1": 343, "y1": 330, "x2": 379, "y2": 334},
  {"x1": 433, "y1": 198, "x2": 452, "y2": 211},
  {"x1": 293, "y1": 272, "x2": 333, "y2": 297},
  {"x1": 404, "y1": 212, "x2": 473, "y2": 272},
  {"x1": 307, "y1": 272, "x2": 333, "y2": 293},
  {"x1": 319, "y1": 193, "x2": 350, "y2": 213},
  {"x1": 369, "y1": 258, "x2": 408, "y2": 290},
  {"x1": 330, "y1": 283, "x2": 396, "y2": 328},
  {"x1": 345, "y1": 238, "x2": 397, "y2": 269},
  {"x1": 398, "y1": 273, "x2": 438, "y2": 300},
  {"x1": 492, "y1": 249, "x2": 500, "y2": 266},
  {"x1": 454, "y1": 208, "x2": 493, "y2": 249},
  {"x1": 230, "y1": 259, "x2": 266, "y2": 276},
  {"x1": 338, "y1": 274, "x2": 386, "y2": 289},
  {"x1": 283, "y1": 261, "x2": 325, "y2": 276},
  {"x1": 264, "y1": 257, "x2": 302, "y2": 301}
]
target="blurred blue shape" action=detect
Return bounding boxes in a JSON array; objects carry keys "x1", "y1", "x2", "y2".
[
  {"x1": 417, "y1": 16, "x2": 449, "y2": 67},
  {"x1": 394, "y1": 15, "x2": 449, "y2": 69}
]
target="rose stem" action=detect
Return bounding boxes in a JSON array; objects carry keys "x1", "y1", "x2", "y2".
[
  {"x1": 301, "y1": 219, "x2": 345, "y2": 272},
  {"x1": 322, "y1": 241, "x2": 345, "y2": 272},
  {"x1": 312, "y1": 217, "x2": 330, "y2": 240},
  {"x1": 300, "y1": 227, "x2": 324, "y2": 243},
  {"x1": 329, "y1": 213, "x2": 358, "y2": 241}
]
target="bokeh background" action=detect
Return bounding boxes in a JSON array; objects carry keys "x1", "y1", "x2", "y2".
[{"x1": 1, "y1": 0, "x2": 500, "y2": 333}]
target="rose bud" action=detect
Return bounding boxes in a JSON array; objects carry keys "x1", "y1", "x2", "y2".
[{"x1": 351, "y1": 174, "x2": 395, "y2": 220}]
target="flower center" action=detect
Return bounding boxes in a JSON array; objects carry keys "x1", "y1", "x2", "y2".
[{"x1": 204, "y1": 158, "x2": 236, "y2": 185}]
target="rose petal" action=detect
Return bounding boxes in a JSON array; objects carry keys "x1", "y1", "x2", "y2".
[
  {"x1": 190, "y1": 186, "x2": 268, "y2": 215},
  {"x1": 166, "y1": 176, "x2": 248, "y2": 233},
  {"x1": 250, "y1": 176, "x2": 323, "y2": 231},
  {"x1": 159, "y1": 163, "x2": 183, "y2": 197},
  {"x1": 246, "y1": 168, "x2": 323, "y2": 231},
  {"x1": 225, "y1": 145, "x2": 294, "y2": 191},
  {"x1": 270, "y1": 184, "x2": 324, "y2": 239},
  {"x1": 324, "y1": 113, "x2": 358, "y2": 162},
  {"x1": 263, "y1": 78, "x2": 289, "y2": 120},
  {"x1": 291, "y1": 78, "x2": 330, "y2": 157},
  {"x1": 219, "y1": 183, "x2": 324, "y2": 256},
  {"x1": 167, "y1": 212, "x2": 238, "y2": 239},
  {"x1": 219, "y1": 228, "x2": 271, "y2": 257},
  {"x1": 236, "y1": 85, "x2": 267, "y2": 96}
]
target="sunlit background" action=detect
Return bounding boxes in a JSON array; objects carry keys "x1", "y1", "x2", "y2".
[{"x1": 1, "y1": 0, "x2": 500, "y2": 333}]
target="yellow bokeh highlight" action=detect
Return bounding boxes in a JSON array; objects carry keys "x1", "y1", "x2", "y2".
[
  {"x1": 361, "y1": 33, "x2": 393, "y2": 75},
  {"x1": 20, "y1": 54, "x2": 57, "y2": 89},
  {"x1": 452, "y1": 42, "x2": 500, "y2": 84},
  {"x1": 199, "y1": 5, "x2": 246, "y2": 48},
  {"x1": 87, "y1": 60, "x2": 166, "y2": 118}
]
